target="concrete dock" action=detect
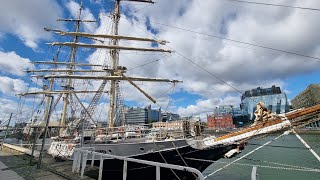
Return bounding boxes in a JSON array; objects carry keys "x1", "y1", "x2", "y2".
[
  {"x1": 0, "y1": 160, "x2": 24, "y2": 180},
  {"x1": 0, "y1": 144, "x2": 94, "y2": 180}
]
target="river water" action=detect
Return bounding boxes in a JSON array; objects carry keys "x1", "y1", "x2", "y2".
[{"x1": 204, "y1": 133, "x2": 320, "y2": 180}]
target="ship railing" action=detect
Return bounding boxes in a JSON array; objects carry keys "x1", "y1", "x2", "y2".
[
  {"x1": 97, "y1": 127, "x2": 186, "y2": 141},
  {"x1": 72, "y1": 147, "x2": 204, "y2": 180}
]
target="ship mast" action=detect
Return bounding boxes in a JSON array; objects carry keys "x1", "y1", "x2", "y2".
[
  {"x1": 41, "y1": 47, "x2": 60, "y2": 134},
  {"x1": 108, "y1": 0, "x2": 121, "y2": 128},
  {"x1": 60, "y1": 3, "x2": 82, "y2": 134},
  {"x1": 27, "y1": 0, "x2": 181, "y2": 131},
  {"x1": 107, "y1": 0, "x2": 155, "y2": 128}
]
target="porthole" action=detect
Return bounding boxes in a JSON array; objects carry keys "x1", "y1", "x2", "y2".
[
  {"x1": 139, "y1": 147, "x2": 145, "y2": 152},
  {"x1": 108, "y1": 149, "x2": 112, "y2": 153}
]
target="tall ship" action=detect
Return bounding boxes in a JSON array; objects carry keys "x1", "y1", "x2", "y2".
[
  {"x1": 18, "y1": 1, "x2": 237, "y2": 179},
  {"x1": 18, "y1": 1, "x2": 320, "y2": 180}
]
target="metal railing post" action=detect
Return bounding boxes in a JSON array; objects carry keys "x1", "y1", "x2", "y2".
[
  {"x1": 98, "y1": 156, "x2": 104, "y2": 180},
  {"x1": 72, "y1": 150, "x2": 78, "y2": 173},
  {"x1": 76, "y1": 151, "x2": 82, "y2": 173},
  {"x1": 81, "y1": 151, "x2": 88, "y2": 177},
  {"x1": 156, "y1": 166, "x2": 160, "y2": 180},
  {"x1": 72, "y1": 148, "x2": 204, "y2": 180},
  {"x1": 123, "y1": 160, "x2": 128, "y2": 180},
  {"x1": 91, "y1": 152, "x2": 95, "y2": 167}
]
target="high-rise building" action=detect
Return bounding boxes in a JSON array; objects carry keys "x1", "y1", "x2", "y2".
[
  {"x1": 291, "y1": 84, "x2": 320, "y2": 109},
  {"x1": 241, "y1": 85, "x2": 281, "y2": 101},
  {"x1": 241, "y1": 85, "x2": 289, "y2": 120},
  {"x1": 124, "y1": 106, "x2": 161, "y2": 125}
]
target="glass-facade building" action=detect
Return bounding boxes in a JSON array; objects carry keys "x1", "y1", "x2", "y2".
[
  {"x1": 213, "y1": 105, "x2": 249, "y2": 127},
  {"x1": 213, "y1": 105, "x2": 244, "y2": 116},
  {"x1": 124, "y1": 106, "x2": 161, "y2": 125},
  {"x1": 161, "y1": 112, "x2": 180, "y2": 122},
  {"x1": 241, "y1": 86, "x2": 289, "y2": 120}
]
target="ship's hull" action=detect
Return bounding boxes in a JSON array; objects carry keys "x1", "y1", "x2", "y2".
[
  {"x1": 49, "y1": 138, "x2": 236, "y2": 179},
  {"x1": 49, "y1": 139, "x2": 190, "y2": 159},
  {"x1": 87, "y1": 143, "x2": 236, "y2": 180}
]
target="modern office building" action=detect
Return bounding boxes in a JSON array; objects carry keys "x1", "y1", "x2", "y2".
[
  {"x1": 213, "y1": 105, "x2": 233, "y2": 115},
  {"x1": 161, "y1": 112, "x2": 180, "y2": 122},
  {"x1": 241, "y1": 85, "x2": 289, "y2": 120},
  {"x1": 291, "y1": 84, "x2": 320, "y2": 109},
  {"x1": 211, "y1": 105, "x2": 248, "y2": 127},
  {"x1": 124, "y1": 106, "x2": 161, "y2": 125},
  {"x1": 241, "y1": 85, "x2": 282, "y2": 101},
  {"x1": 213, "y1": 105, "x2": 245, "y2": 116}
]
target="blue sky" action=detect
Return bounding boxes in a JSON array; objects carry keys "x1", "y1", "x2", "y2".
[{"x1": 0, "y1": 0, "x2": 320, "y2": 123}]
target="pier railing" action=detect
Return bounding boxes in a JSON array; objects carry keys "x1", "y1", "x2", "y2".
[{"x1": 72, "y1": 147, "x2": 204, "y2": 180}]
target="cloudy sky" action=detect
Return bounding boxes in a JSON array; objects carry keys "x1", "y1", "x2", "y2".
[{"x1": 1, "y1": 0, "x2": 320, "y2": 124}]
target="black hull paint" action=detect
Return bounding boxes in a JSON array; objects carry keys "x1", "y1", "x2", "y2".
[{"x1": 88, "y1": 144, "x2": 236, "y2": 180}]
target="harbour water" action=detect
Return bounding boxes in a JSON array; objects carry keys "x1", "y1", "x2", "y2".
[{"x1": 204, "y1": 132, "x2": 320, "y2": 180}]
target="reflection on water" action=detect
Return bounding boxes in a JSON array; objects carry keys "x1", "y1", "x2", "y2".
[{"x1": 204, "y1": 133, "x2": 320, "y2": 180}]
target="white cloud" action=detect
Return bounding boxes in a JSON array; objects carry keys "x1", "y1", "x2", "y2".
[
  {"x1": 2, "y1": 1, "x2": 318, "y2": 120},
  {"x1": 119, "y1": 0, "x2": 320, "y2": 116},
  {"x1": 0, "y1": 97, "x2": 39, "y2": 124},
  {"x1": 0, "y1": 0, "x2": 63, "y2": 49},
  {"x1": 0, "y1": 76, "x2": 29, "y2": 95},
  {"x1": 66, "y1": 0, "x2": 98, "y2": 33},
  {"x1": 176, "y1": 95, "x2": 242, "y2": 117},
  {"x1": 88, "y1": 1, "x2": 300, "y2": 117},
  {"x1": 0, "y1": 51, "x2": 34, "y2": 76},
  {"x1": 90, "y1": 0, "x2": 103, "y2": 5},
  {"x1": 0, "y1": 98, "x2": 19, "y2": 123}
]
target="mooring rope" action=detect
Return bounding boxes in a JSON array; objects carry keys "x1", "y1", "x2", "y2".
[
  {"x1": 152, "y1": 141, "x2": 181, "y2": 180},
  {"x1": 171, "y1": 140, "x2": 198, "y2": 179}
]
